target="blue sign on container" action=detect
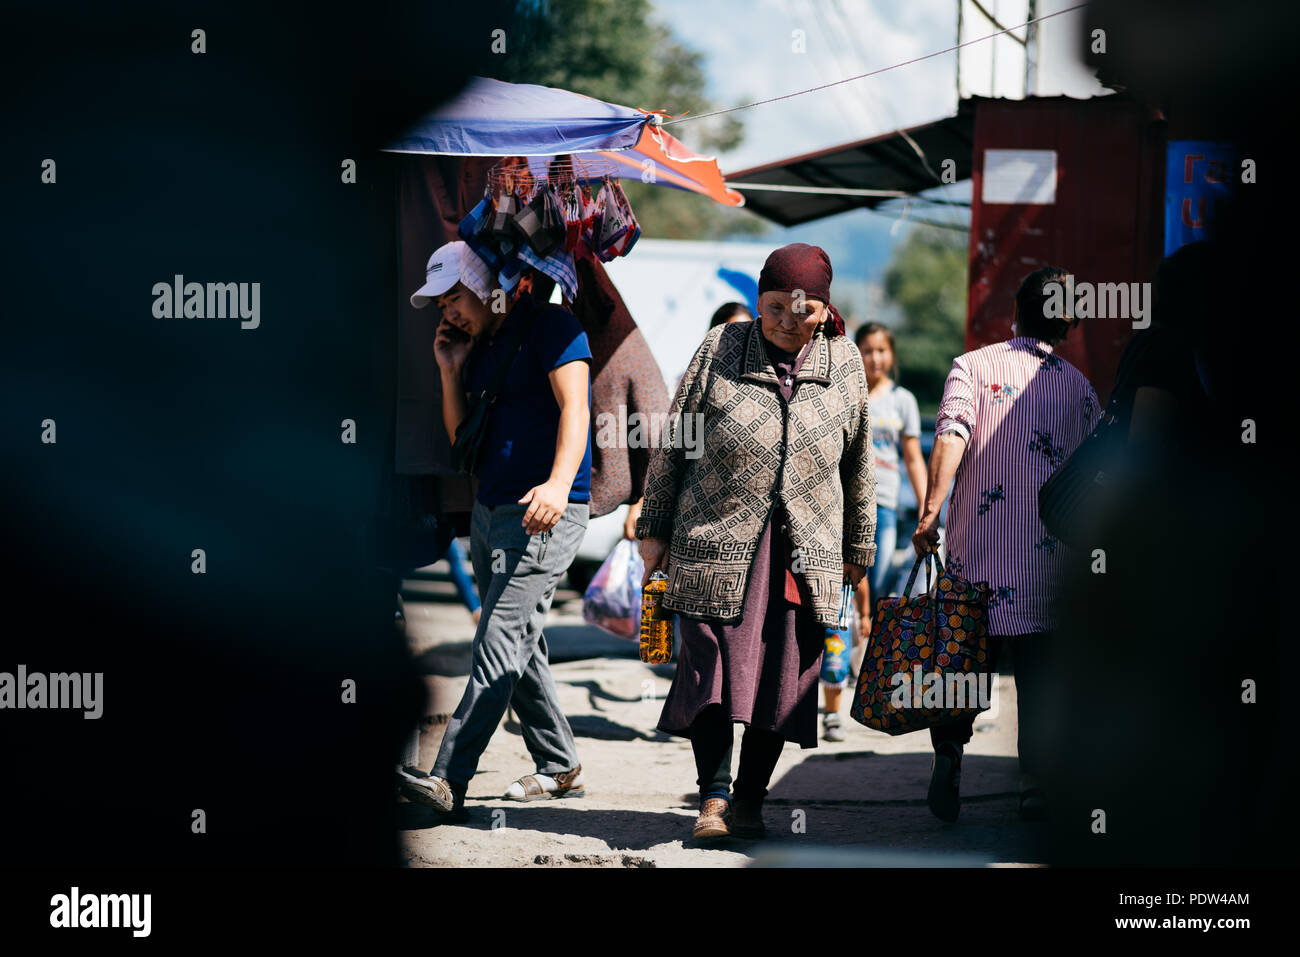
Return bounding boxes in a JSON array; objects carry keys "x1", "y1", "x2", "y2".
[{"x1": 1165, "y1": 141, "x2": 1239, "y2": 255}]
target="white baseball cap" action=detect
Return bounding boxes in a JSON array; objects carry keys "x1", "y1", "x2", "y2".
[{"x1": 410, "y1": 241, "x2": 492, "y2": 309}]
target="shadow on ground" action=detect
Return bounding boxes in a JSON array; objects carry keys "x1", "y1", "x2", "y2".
[
  {"x1": 770, "y1": 749, "x2": 1020, "y2": 803},
  {"x1": 541, "y1": 624, "x2": 641, "y2": 663},
  {"x1": 409, "y1": 622, "x2": 642, "y2": 677},
  {"x1": 398, "y1": 748, "x2": 1045, "y2": 865},
  {"x1": 398, "y1": 801, "x2": 758, "y2": 856}
]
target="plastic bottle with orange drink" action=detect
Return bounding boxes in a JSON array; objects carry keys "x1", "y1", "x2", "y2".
[{"x1": 639, "y1": 570, "x2": 673, "y2": 664}]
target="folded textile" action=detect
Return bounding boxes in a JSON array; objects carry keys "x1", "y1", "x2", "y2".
[
  {"x1": 517, "y1": 245, "x2": 578, "y2": 302},
  {"x1": 513, "y1": 187, "x2": 565, "y2": 258},
  {"x1": 498, "y1": 258, "x2": 523, "y2": 293}
]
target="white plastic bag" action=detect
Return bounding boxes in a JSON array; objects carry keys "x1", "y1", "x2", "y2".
[{"x1": 581, "y1": 538, "x2": 645, "y2": 639}]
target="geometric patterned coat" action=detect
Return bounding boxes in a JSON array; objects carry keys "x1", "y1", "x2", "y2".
[{"x1": 636, "y1": 319, "x2": 877, "y2": 628}]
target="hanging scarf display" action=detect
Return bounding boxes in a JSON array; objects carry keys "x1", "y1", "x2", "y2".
[{"x1": 460, "y1": 157, "x2": 642, "y2": 303}]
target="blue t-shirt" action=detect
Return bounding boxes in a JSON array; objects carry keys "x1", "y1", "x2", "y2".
[{"x1": 462, "y1": 296, "x2": 593, "y2": 507}]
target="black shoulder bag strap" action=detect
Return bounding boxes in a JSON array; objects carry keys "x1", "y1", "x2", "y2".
[{"x1": 449, "y1": 302, "x2": 539, "y2": 476}]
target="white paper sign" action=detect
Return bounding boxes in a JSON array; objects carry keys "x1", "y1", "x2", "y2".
[{"x1": 982, "y1": 149, "x2": 1057, "y2": 204}]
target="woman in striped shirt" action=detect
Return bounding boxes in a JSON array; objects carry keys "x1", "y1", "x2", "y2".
[{"x1": 912, "y1": 265, "x2": 1099, "y2": 823}]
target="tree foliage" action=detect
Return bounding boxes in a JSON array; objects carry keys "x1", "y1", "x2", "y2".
[
  {"x1": 486, "y1": 0, "x2": 762, "y2": 238},
  {"x1": 884, "y1": 227, "x2": 970, "y2": 411}
]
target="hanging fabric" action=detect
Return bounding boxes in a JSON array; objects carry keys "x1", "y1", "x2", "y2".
[
  {"x1": 562, "y1": 186, "x2": 582, "y2": 252},
  {"x1": 513, "y1": 184, "x2": 565, "y2": 258},
  {"x1": 457, "y1": 195, "x2": 500, "y2": 270},
  {"x1": 460, "y1": 155, "x2": 642, "y2": 301},
  {"x1": 610, "y1": 180, "x2": 640, "y2": 258},
  {"x1": 488, "y1": 189, "x2": 518, "y2": 240},
  {"x1": 517, "y1": 244, "x2": 579, "y2": 302},
  {"x1": 594, "y1": 178, "x2": 632, "y2": 262}
]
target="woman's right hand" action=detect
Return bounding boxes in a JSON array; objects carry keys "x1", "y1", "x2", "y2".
[
  {"x1": 911, "y1": 514, "x2": 941, "y2": 557},
  {"x1": 434, "y1": 320, "x2": 473, "y2": 373},
  {"x1": 639, "y1": 536, "x2": 669, "y2": 589}
]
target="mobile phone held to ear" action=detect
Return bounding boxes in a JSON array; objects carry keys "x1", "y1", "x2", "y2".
[{"x1": 441, "y1": 321, "x2": 470, "y2": 343}]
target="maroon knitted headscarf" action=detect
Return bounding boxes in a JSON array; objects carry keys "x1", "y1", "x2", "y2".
[{"x1": 757, "y1": 242, "x2": 846, "y2": 337}]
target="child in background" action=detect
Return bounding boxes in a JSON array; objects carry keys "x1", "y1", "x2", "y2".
[{"x1": 820, "y1": 322, "x2": 926, "y2": 741}]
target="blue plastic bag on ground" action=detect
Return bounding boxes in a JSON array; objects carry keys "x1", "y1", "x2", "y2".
[{"x1": 581, "y1": 538, "x2": 645, "y2": 639}]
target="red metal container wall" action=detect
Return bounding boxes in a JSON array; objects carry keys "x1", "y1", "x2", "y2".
[{"x1": 966, "y1": 97, "x2": 1166, "y2": 404}]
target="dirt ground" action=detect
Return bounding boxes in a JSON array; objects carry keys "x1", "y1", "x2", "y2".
[{"x1": 398, "y1": 569, "x2": 1044, "y2": 868}]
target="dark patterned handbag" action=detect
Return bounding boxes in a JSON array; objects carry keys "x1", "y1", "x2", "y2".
[
  {"x1": 1037, "y1": 413, "x2": 1125, "y2": 547},
  {"x1": 1038, "y1": 328, "x2": 1160, "y2": 547},
  {"x1": 849, "y1": 549, "x2": 992, "y2": 735}
]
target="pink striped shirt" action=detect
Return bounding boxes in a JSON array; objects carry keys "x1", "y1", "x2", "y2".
[{"x1": 936, "y1": 337, "x2": 1100, "y2": 636}]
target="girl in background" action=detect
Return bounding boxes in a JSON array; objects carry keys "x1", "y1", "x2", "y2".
[
  {"x1": 820, "y1": 322, "x2": 926, "y2": 741},
  {"x1": 709, "y1": 301, "x2": 753, "y2": 328}
]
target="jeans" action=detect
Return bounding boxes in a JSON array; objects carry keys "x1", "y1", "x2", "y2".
[
  {"x1": 430, "y1": 501, "x2": 588, "y2": 790},
  {"x1": 440, "y1": 537, "x2": 481, "y2": 615},
  {"x1": 407, "y1": 524, "x2": 481, "y2": 616},
  {"x1": 870, "y1": 505, "x2": 898, "y2": 600}
]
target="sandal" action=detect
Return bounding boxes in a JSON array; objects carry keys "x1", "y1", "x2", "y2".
[
  {"x1": 399, "y1": 771, "x2": 468, "y2": 821},
  {"x1": 504, "y1": 765, "x2": 586, "y2": 802}
]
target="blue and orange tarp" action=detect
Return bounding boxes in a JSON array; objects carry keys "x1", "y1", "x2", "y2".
[{"x1": 384, "y1": 77, "x2": 743, "y2": 208}]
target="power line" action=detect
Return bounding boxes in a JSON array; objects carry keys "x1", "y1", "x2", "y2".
[
  {"x1": 728, "y1": 181, "x2": 970, "y2": 207},
  {"x1": 731, "y1": 182, "x2": 908, "y2": 197},
  {"x1": 795, "y1": 0, "x2": 874, "y2": 132},
  {"x1": 809, "y1": 0, "x2": 875, "y2": 132},
  {"x1": 869, "y1": 207, "x2": 971, "y2": 233},
  {"x1": 969, "y1": 0, "x2": 1029, "y2": 45},
  {"x1": 664, "y1": 1, "x2": 1086, "y2": 127}
]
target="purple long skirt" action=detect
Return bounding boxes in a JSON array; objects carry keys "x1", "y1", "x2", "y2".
[{"x1": 657, "y1": 517, "x2": 825, "y2": 749}]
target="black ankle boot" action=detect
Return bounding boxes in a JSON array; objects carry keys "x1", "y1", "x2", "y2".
[
  {"x1": 927, "y1": 742, "x2": 962, "y2": 822},
  {"x1": 730, "y1": 790, "x2": 767, "y2": 839}
]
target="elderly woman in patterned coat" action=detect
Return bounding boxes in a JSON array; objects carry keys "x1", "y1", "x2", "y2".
[{"x1": 636, "y1": 243, "x2": 876, "y2": 841}]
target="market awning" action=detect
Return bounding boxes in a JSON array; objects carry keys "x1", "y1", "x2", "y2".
[
  {"x1": 385, "y1": 76, "x2": 744, "y2": 207},
  {"x1": 724, "y1": 106, "x2": 975, "y2": 226}
]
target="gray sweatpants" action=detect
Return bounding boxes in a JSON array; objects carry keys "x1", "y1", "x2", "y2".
[{"x1": 431, "y1": 500, "x2": 588, "y2": 790}]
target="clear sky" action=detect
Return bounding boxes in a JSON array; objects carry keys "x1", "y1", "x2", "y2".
[
  {"x1": 643, "y1": 0, "x2": 974, "y2": 319},
  {"x1": 648, "y1": 0, "x2": 962, "y2": 173},
  {"x1": 632, "y1": 3, "x2": 1101, "y2": 321}
]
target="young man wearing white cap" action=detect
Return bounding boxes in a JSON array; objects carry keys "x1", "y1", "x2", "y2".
[{"x1": 399, "y1": 241, "x2": 593, "y2": 819}]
